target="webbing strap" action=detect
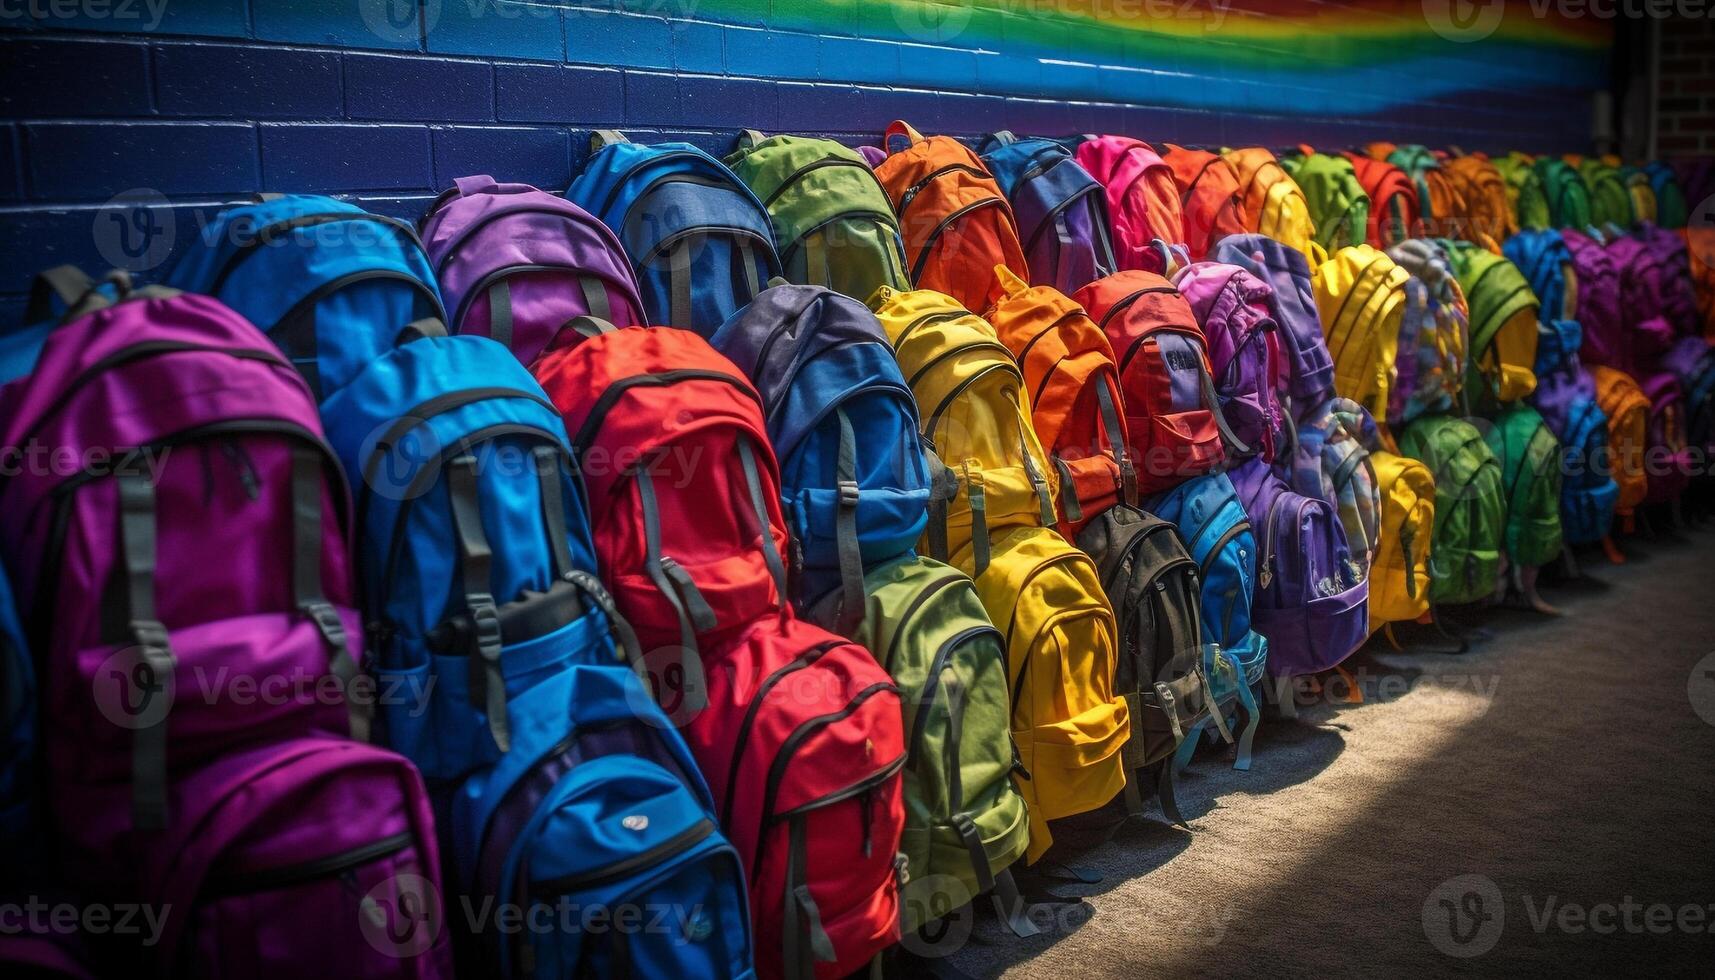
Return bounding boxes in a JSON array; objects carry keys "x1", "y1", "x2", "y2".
[
  {"x1": 833, "y1": 410, "x2": 865, "y2": 634},
  {"x1": 533, "y1": 446, "x2": 575, "y2": 580},
  {"x1": 668, "y1": 239, "x2": 694, "y2": 329},
  {"x1": 117, "y1": 472, "x2": 173, "y2": 830},
  {"x1": 925, "y1": 445, "x2": 953, "y2": 563},
  {"x1": 487, "y1": 279, "x2": 514, "y2": 350},
  {"x1": 1052, "y1": 456, "x2": 1082, "y2": 525},
  {"x1": 991, "y1": 869, "x2": 1041, "y2": 937},
  {"x1": 448, "y1": 455, "x2": 509, "y2": 753},
  {"x1": 26, "y1": 265, "x2": 96, "y2": 323},
  {"x1": 292, "y1": 447, "x2": 368, "y2": 741},
  {"x1": 738, "y1": 437, "x2": 791, "y2": 611},
  {"x1": 1198, "y1": 362, "x2": 1252, "y2": 458},
  {"x1": 783, "y1": 816, "x2": 837, "y2": 979},
  {"x1": 1095, "y1": 381, "x2": 1138, "y2": 506},
  {"x1": 738, "y1": 239, "x2": 762, "y2": 299},
  {"x1": 966, "y1": 464, "x2": 990, "y2": 578},
  {"x1": 578, "y1": 275, "x2": 612, "y2": 322},
  {"x1": 636, "y1": 464, "x2": 713, "y2": 655},
  {"x1": 1223, "y1": 649, "x2": 1259, "y2": 771}
]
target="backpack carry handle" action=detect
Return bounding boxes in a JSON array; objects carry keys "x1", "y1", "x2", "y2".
[
  {"x1": 590, "y1": 129, "x2": 630, "y2": 153},
  {"x1": 396, "y1": 317, "x2": 448, "y2": 345},
  {"x1": 562, "y1": 316, "x2": 617, "y2": 340},
  {"x1": 884, "y1": 120, "x2": 924, "y2": 155},
  {"x1": 25, "y1": 265, "x2": 97, "y2": 324},
  {"x1": 247, "y1": 191, "x2": 286, "y2": 204},
  {"x1": 736, "y1": 129, "x2": 768, "y2": 151},
  {"x1": 983, "y1": 130, "x2": 1019, "y2": 152}
]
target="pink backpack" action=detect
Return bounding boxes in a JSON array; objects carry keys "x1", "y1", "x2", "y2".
[
  {"x1": 1075, "y1": 135, "x2": 1187, "y2": 270},
  {"x1": 0, "y1": 290, "x2": 450, "y2": 977},
  {"x1": 1173, "y1": 262, "x2": 1286, "y2": 463}
]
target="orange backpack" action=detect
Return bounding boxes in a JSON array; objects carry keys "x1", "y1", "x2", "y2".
[
  {"x1": 1684, "y1": 226, "x2": 1715, "y2": 342},
  {"x1": 872, "y1": 119, "x2": 1028, "y2": 314},
  {"x1": 1222, "y1": 146, "x2": 1319, "y2": 262},
  {"x1": 1590, "y1": 365, "x2": 1651, "y2": 522},
  {"x1": 1442, "y1": 154, "x2": 1513, "y2": 252},
  {"x1": 987, "y1": 265, "x2": 1136, "y2": 537},
  {"x1": 1160, "y1": 144, "x2": 1250, "y2": 260},
  {"x1": 1346, "y1": 153, "x2": 1421, "y2": 248}
]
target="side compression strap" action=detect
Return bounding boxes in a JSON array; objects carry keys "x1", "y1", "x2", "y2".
[
  {"x1": 292, "y1": 447, "x2": 369, "y2": 742},
  {"x1": 965, "y1": 463, "x2": 991, "y2": 578},
  {"x1": 448, "y1": 454, "x2": 510, "y2": 753},
  {"x1": 116, "y1": 472, "x2": 174, "y2": 830},
  {"x1": 833, "y1": 410, "x2": 865, "y2": 635},
  {"x1": 783, "y1": 815, "x2": 837, "y2": 980},
  {"x1": 668, "y1": 239, "x2": 694, "y2": 329},
  {"x1": 1095, "y1": 380, "x2": 1138, "y2": 506},
  {"x1": 636, "y1": 462, "x2": 717, "y2": 654},
  {"x1": 737, "y1": 436, "x2": 791, "y2": 611},
  {"x1": 487, "y1": 279, "x2": 514, "y2": 350},
  {"x1": 1052, "y1": 456, "x2": 1083, "y2": 525}
]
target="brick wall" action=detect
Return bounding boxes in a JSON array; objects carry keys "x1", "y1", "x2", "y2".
[
  {"x1": 1658, "y1": 15, "x2": 1715, "y2": 159},
  {"x1": 0, "y1": 1, "x2": 1613, "y2": 325}
]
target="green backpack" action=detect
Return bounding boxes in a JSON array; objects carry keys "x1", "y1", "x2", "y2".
[
  {"x1": 1440, "y1": 241, "x2": 1540, "y2": 416},
  {"x1": 725, "y1": 130, "x2": 910, "y2": 302},
  {"x1": 808, "y1": 554, "x2": 1032, "y2": 935},
  {"x1": 1283, "y1": 149, "x2": 1371, "y2": 251},
  {"x1": 1398, "y1": 414, "x2": 1506, "y2": 606},
  {"x1": 1494, "y1": 153, "x2": 1552, "y2": 231},
  {"x1": 1536, "y1": 158, "x2": 1593, "y2": 230},
  {"x1": 1577, "y1": 158, "x2": 1634, "y2": 229},
  {"x1": 1484, "y1": 404, "x2": 1564, "y2": 568}
]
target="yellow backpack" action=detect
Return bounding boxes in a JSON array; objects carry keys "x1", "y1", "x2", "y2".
[
  {"x1": 1311, "y1": 245, "x2": 1413, "y2": 427},
  {"x1": 1367, "y1": 448, "x2": 1436, "y2": 631},
  {"x1": 871, "y1": 286, "x2": 1129, "y2": 862},
  {"x1": 1222, "y1": 146, "x2": 1321, "y2": 265}
]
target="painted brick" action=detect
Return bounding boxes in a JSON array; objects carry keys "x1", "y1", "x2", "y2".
[
  {"x1": 252, "y1": 0, "x2": 419, "y2": 51},
  {"x1": 1037, "y1": 59, "x2": 1100, "y2": 100},
  {"x1": 895, "y1": 42, "x2": 978, "y2": 91},
  {"x1": 723, "y1": 26, "x2": 820, "y2": 81},
  {"x1": 24, "y1": 122, "x2": 258, "y2": 199},
  {"x1": 28, "y1": 0, "x2": 246, "y2": 39},
  {"x1": 0, "y1": 38, "x2": 152, "y2": 118},
  {"x1": 260, "y1": 123, "x2": 433, "y2": 193},
  {"x1": 671, "y1": 19, "x2": 724, "y2": 74},
  {"x1": 426, "y1": 0, "x2": 564, "y2": 62},
  {"x1": 569, "y1": 12, "x2": 672, "y2": 71},
  {"x1": 495, "y1": 63, "x2": 625, "y2": 125},
  {"x1": 0, "y1": 127, "x2": 21, "y2": 201},
  {"x1": 975, "y1": 52, "x2": 1039, "y2": 97},
  {"x1": 622, "y1": 70, "x2": 682, "y2": 127},
  {"x1": 431, "y1": 126, "x2": 571, "y2": 191},
  {"x1": 346, "y1": 53, "x2": 494, "y2": 122},
  {"x1": 154, "y1": 43, "x2": 342, "y2": 119},
  {"x1": 678, "y1": 75, "x2": 777, "y2": 132},
  {"x1": 818, "y1": 36, "x2": 900, "y2": 86}
]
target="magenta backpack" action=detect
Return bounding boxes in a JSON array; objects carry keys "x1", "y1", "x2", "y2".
[
  {"x1": 420, "y1": 174, "x2": 644, "y2": 365},
  {"x1": 0, "y1": 290, "x2": 451, "y2": 977},
  {"x1": 1075, "y1": 135, "x2": 1186, "y2": 271},
  {"x1": 1603, "y1": 232, "x2": 1680, "y2": 374},
  {"x1": 1173, "y1": 261, "x2": 1286, "y2": 463},
  {"x1": 1640, "y1": 371, "x2": 1694, "y2": 506},
  {"x1": 1562, "y1": 229, "x2": 1627, "y2": 372},
  {"x1": 1227, "y1": 457, "x2": 1366, "y2": 677},
  {"x1": 1636, "y1": 222, "x2": 1701, "y2": 337}
]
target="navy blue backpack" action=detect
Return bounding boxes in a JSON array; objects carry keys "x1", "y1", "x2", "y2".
[
  {"x1": 708, "y1": 283, "x2": 933, "y2": 630},
  {"x1": 568, "y1": 130, "x2": 781, "y2": 336},
  {"x1": 169, "y1": 194, "x2": 444, "y2": 401},
  {"x1": 979, "y1": 131, "x2": 1117, "y2": 294},
  {"x1": 320, "y1": 327, "x2": 753, "y2": 975}
]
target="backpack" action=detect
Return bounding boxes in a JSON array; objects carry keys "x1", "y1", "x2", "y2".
[
  {"x1": 987, "y1": 266, "x2": 1136, "y2": 537},
  {"x1": 1636, "y1": 222, "x2": 1703, "y2": 337},
  {"x1": 1075, "y1": 135, "x2": 1186, "y2": 269},
  {"x1": 0, "y1": 292, "x2": 452, "y2": 977},
  {"x1": 1284, "y1": 396, "x2": 1384, "y2": 580},
  {"x1": 1366, "y1": 447, "x2": 1437, "y2": 628},
  {"x1": 806, "y1": 555, "x2": 1032, "y2": 935},
  {"x1": 1280, "y1": 149, "x2": 1371, "y2": 253},
  {"x1": 1210, "y1": 234, "x2": 1337, "y2": 411},
  {"x1": 566, "y1": 131, "x2": 782, "y2": 337},
  {"x1": 1173, "y1": 262, "x2": 1286, "y2": 463},
  {"x1": 1661, "y1": 336, "x2": 1715, "y2": 470},
  {"x1": 167, "y1": 194, "x2": 445, "y2": 401},
  {"x1": 1483, "y1": 404, "x2": 1564, "y2": 568},
  {"x1": 1141, "y1": 473, "x2": 1265, "y2": 774},
  {"x1": 1690, "y1": 227, "x2": 1715, "y2": 342},
  {"x1": 1442, "y1": 155, "x2": 1514, "y2": 250},
  {"x1": 1617, "y1": 164, "x2": 1658, "y2": 225},
  {"x1": 1590, "y1": 365, "x2": 1653, "y2": 524},
  {"x1": 1439, "y1": 240, "x2": 1540, "y2": 413},
  {"x1": 1504, "y1": 229, "x2": 1577, "y2": 324},
  {"x1": 1226, "y1": 456, "x2": 1366, "y2": 677},
  {"x1": 1603, "y1": 231, "x2": 1684, "y2": 374},
  {"x1": 709, "y1": 283, "x2": 932, "y2": 626},
  {"x1": 318, "y1": 328, "x2": 622, "y2": 770},
  {"x1": 1674, "y1": 159, "x2": 1715, "y2": 213},
  {"x1": 980, "y1": 131, "x2": 1118, "y2": 293},
  {"x1": 1159, "y1": 144, "x2": 1250, "y2": 261},
  {"x1": 1071, "y1": 271, "x2": 1225, "y2": 491},
  {"x1": 1383, "y1": 144, "x2": 1458, "y2": 230},
  {"x1": 1646, "y1": 161, "x2": 1690, "y2": 229},
  {"x1": 1495, "y1": 152, "x2": 1552, "y2": 232},
  {"x1": 1222, "y1": 147, "x2": 1320, "y2": 263},
  {"x1": 0, "y1": 562, "x2": 34, "y2": 876},
  {"x1": 1386, "y1": 239, "x2": 1474, "y2": 419},
  {"x1": 534, "y1": 326, "x2": 907, "y2": 980},
  {"x1": 1529, "y1": 317, "x2": 1620, "y2": 546},
  {"x1": 1313, "y1": 245, "x2": 1426, "y2": 427},
  {"x1": 1537, "y1": 158, "x2": 1593, "y2": 230},
  {"x1": 953, "y1": 524, "x2": 1128, "y2": 861},
  {"x1": 1562, "y1": 229, "x2": 1626, "y2": 367},
  {"x1": 1578, "y1": 157, "x2": 1635, "y2": 229},
  {"x1": 1346, "y1": 153, "x2": 1420, "y2": 249},
  {"x1": 725, "y1": 131, "x2": 911, "y2": 302},
  {"x1": 872, "y1": 120, "x2": 1028, "y2": 314},
  {"x1": 418, "y1": 174, "x2": 644, "y2": 365},
  {"x1": 1639, "y1": 371, "x2": 1694, "y2": 507},
  {"x1": 1397, "y1": 414, "x2": 1506, "y2": 606},
  {"x1": 869, "y1": 287, "x2": 1058, "y2": 567}
]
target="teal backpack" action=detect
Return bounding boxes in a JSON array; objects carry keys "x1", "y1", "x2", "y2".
[{"x1": 1484, "y1": 404, "x2": 1565, "y2": 569}]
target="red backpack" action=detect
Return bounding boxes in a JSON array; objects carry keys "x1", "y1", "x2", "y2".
[
  {"x1": 1159, "y1": 144, "x2": 1250, "y2": 260},
  {"x1": 1072, "y1": 271, "x2": 1226, "y2": 492},
  {"x1": 532, "y1": 325, "x2": 906, "y2": 980},
  {"x1": 1346, "y1": 152, "x2": 1421, "y2": 248}
]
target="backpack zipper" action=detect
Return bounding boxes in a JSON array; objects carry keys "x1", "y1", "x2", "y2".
[
  {"x1": 1095, "y1": 285, "x2": 1179, "y2": 334},
  {"x1": 1020, "y1": 184, "x2": 1104, "y2": 258},
  {"x1": 777, "y1": 209, "x2": 903, "y2": 268},
  {"x1": 761, "y1": 157, "x2": 892, "y2": 210},
  {"x1": 878, "y1": 573, "x2": 968, "y2": 673},
  {"x1": 595, "y1": 150, "x2": 719, "y2": 216},
  {"x1": 570, "y1": 369, "x2": 760, "y2": 455},
  {"x1": 896, "y1": 164, "x2": 996, "y2": 216},
  {"x1": 891, "y1": 310, "x2": 969, "y2": 349},
  {"x1": 909, "y1": 198, "x2": 1013, "y2": 283},
  {"x1": 719, "y1": 640, "x2": 843, "y2": 831},
  {"x1": 908, "y1": 626, "x2": 1002, "y2": 770},
  {"x1": 431, "y1": 204, "x2": 607, "y2": 279},
  {"x1": 450, "y1": 262, "x2": 624, "y2": 334},
  {"x1": 202, "y1": 831, "x2": 414, "y2": 898},
  {"x1": 526, "y1": 819, "x2": 715, "y2": 899},
  {"x1": 204, "y1": 211, "x2": 427, "y2": 298}
]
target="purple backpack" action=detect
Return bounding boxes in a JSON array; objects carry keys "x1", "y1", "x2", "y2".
[
  {"x1": 1227, "y1": 456, "x2": 1367, "y2": 677},
  {"x1": 1211, "y1": 234, "x2": 1336, "y2": 413},
  {"x1": 1640, "y1": 371, "x2": 1694, "y2": 506},
  {"x1": 1173, "y1": 261, "x2": 1286, "y2": 462},
  {"x1": 0, "y1": 291, "x2": 451, "y2": 977},
  {"x1": 1562, "y1": 229, "x2": 1627, "y2": 372},
  {"x1": 1662, "y1": 335, "x2": 1715, "y2": 460},
  {"x1": 1636, "y1": 222, "x2": 1701, "y2": 337},
  {"x1": 421, "y1": 174, "x2": 644, "y2": 365},
  {"x1": 1604, "y1": 233, "x2": 1680, "y2": 375}
]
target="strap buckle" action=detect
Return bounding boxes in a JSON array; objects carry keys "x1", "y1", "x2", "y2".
[
  {"x1": 837, "y1": 480, "x2": 861, "y2": 508},
  {"x1": 129, "y1": 619, "x2": 172, "y2": 666},
  {"x1": 469, "y1": 595, "x2": 503, "y2": 661},
  {"x1": 301, "y1": 599, "x2": 348, "y2": 651}
]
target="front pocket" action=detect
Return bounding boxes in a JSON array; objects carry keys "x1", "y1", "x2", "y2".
[{"x1": 1136, "y1": 410, "x2": 1223, "y2": 489}]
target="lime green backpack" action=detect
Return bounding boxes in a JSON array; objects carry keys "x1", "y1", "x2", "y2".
[
  {"x1": 1439, "y1": 240, "x2": 1540, "y2": 415},
  {"x1": 1577, "y1": 157, "x2": 1635, "y2": 229},
  {"x1": 1282, "y1": 149, "x2": 1371, "y2": 252},
  {"x1": 1494, "y1": 153, "x2": 1552, "y2": 232},
  {"x1": 1398, "y1": 414, "x2": 1505, "y2": 606},
  {"x1": 1483, "y1": 405, "x2": 1564, "y2": 569},
  {"x1": 726, "y1": 130, "x2": 910, "y2": 302},
  {"x1": 809, "y1": 554, "x2": 1033, "y2": 935},
  {"x1": 1536, "y1": 158, "x2": 1593, "y2": 230}
]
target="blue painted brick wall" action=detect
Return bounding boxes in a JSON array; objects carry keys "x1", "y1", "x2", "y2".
[{"x1": 0, "y1": 2, "x2": 1605, "y2": 326}]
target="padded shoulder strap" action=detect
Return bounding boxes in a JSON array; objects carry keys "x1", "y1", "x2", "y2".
[
  {"x1": 590, "y1": 129, "x2": 630, "y2": 152},
  {"x1": 395, "y1": 317, "x2": 447, "y2": 346},
  {"x1": 25, "y1": 265, "x2": 95, "y2": 323}
]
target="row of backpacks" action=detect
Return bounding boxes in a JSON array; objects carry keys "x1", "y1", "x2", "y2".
[{"x1": 0, "y1": 118, "x2": 1711, "y2": 979}]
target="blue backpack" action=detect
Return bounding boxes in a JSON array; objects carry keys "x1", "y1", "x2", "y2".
[
  {"x1": 568, "y1": 131, "x2": 781, "y2": 336},
  {"x1": 1, "y1": 267, "x2": 136, "y2": 386},
  {"x1": 168, "y1": 194, "x2": 444, "y2": 401},
  {"x1": 708, "y1": 283, "x2": 932, "y2": 629},
  {"x1": 1504, "y1": 229, "x2": 1575, "y2": 323},
  {"x1": 980, "y1": 131, "x2": 1116, "y2": 293},
  {"x1": 0, "y1": 561, "x2": 36, "y2": 879},
  {"x1": 1143, "y1": 472, "x2": 1266, "y2": 777}
]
